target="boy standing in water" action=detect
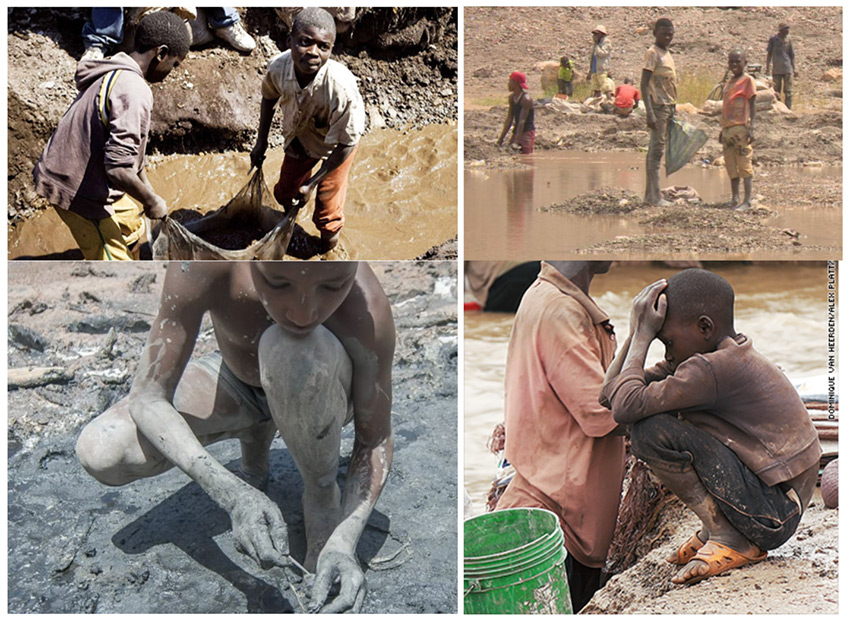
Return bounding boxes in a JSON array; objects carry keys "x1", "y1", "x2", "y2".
[
  {"x1": 720, "y1": 50, "x2": 757, "y2": 210},
  {"x1": 33, "y1": 11, "x2": 189, "y2": 260},
  {"x1": 497, "y1": 71, "x2": 535, "y2": 154},
  {"x1": 76, "y1": 262, "x2": 394, "y2": 613},
  {"x1": 602, "y1": 269, "x2": 820, "y2": 586},
  {"x1": 250, "y1": 7, "x2": 366, "y2": 254},
  {"x1": 641, "y1": 18, "x2": 676, "y2": 206}
]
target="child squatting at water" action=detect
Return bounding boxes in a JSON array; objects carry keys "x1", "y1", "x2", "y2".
[
  {"x1": 250, "y1": 7, "x2": 365, "y2": 254},
  {"x1": 75, "y1": 262, "x2": 394, "y2": 613},
  {"x1": 600, "y1": 269, "x2": 820, "y2": 585}
]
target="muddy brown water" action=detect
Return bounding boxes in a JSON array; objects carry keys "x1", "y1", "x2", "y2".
[
  {"x1": 464, "y1": 152, "x2": 841, "y2": 260},
  {"x1": 8, "y1": 124, "x2": 457, "y2": 260},
  {"x1": 464, "y1": 262, "x2": 833, "y2": 510}
]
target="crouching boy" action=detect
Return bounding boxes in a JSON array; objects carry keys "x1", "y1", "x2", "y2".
[
  {"x1": 76, "y1": 262, "x2": 394, "y2": 612},
  {"x1": 601, "y1": 269, "x2": 820, "y2": 585}
]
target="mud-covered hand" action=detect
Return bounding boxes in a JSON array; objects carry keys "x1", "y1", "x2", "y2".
[
  {"x1": 250, "y1": 139, "x2": 268, "y2": 170},
  {"x1": 229, "y1": 488, "x2": 291, "y2": 570},
  {"x1": 143, "y1": 194, "x2": 168, "y2": 220},
  {"x1": 308, "y1": 547, "x2": 366, "y2": 613},
  {"x1": 646, "y1": 114, "x2": 657, "y2": 131},
  {"x1": 629, "y1": 278, "x2": 668, "y2": 338},
  {"x1": 294, "y1": 181, "x2": 318, "y2": 208}
]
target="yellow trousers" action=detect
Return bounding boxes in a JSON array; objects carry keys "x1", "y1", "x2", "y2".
[{"x1": 55, "y1": 195, "x2": 146, "y2": 261}]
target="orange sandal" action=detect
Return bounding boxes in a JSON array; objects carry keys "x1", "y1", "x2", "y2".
[
  {"x1": 673, "y1": 540, "x2": 767, "y2": 585},
  {"x1": 667, "y1": 530, "x2": 705, "y2": 565}
]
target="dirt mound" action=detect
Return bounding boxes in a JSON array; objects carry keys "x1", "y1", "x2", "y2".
[
  {"x1": 542, "y1": 187, "x2": 643, "y2": 215},
  {"x1": 466, "y1": 7, "x2": 841, "y2": 109}
]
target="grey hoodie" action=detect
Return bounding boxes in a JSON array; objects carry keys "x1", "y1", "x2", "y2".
[{"x1": 33, "y1": 53, "x2": 153, "y2": 220}]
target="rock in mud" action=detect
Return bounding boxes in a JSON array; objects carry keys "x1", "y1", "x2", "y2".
[{"x1": 9, "y1": 366, "x2": 74, "y2": 389}]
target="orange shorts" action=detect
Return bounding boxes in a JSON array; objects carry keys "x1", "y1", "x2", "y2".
[{"x1": 273, "y1": 144, "x2": 358, "y2": 236}]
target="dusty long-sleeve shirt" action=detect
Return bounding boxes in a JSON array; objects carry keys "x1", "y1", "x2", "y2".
[
  {"x1": 602, "y1": 334, "x2": 820, "y2": 487},
  {"x1": 33, "y1": 53, "x2": 152, "y2": 220},
  {"x1": 503, "y1": 262, "x2": 624, "y2": 567}
]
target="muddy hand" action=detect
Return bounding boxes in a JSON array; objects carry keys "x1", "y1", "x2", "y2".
[
  {"x1": 230, "y1": 489, "x2": 291, "y2": 570},
  {"x1": 143, "y1": 195, "x2": 168, "y2": 220},
  {"x1": 250, "y1": 141, "x2": 267, "y2": 170},
  {"x1": 630, "y1": 279, "x2": 668, "y2": 337},
  {"x1": 308, "y1": 548, "x2": 366, "y2": 614},
  {"x1": 296, "y1": 182, "x2": 317, "y2": 206}
]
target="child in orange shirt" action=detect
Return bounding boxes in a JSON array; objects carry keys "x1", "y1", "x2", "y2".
[{"x1": 720, "y1": 50, "x2": 757, "y2": 210}]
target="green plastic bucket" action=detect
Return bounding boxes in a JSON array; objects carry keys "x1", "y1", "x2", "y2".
[{"x1": 464, "y1": 508, "x2": 572, "y2": 614}]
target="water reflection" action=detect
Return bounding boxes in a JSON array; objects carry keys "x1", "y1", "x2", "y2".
[{"x1": 465, "y1": 152, "x2": 841, "y2": 259}]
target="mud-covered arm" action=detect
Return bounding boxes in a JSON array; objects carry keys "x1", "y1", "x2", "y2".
[
  {"x1": 312, "y1": 269, "x2": 396, "y2": 613},
  {"x1": 748, "y1": 95, "x2": 756, "y2": 139},
  {"x1": 129, "y1": 264, "x2": 291, "y2": 568},
  {"x1": 250, "y1": 96, "x2": 278, "y2": 169},
  {"x1": 497, "y1": 97, "x2": 514, "y2": 145},
  {"x1": 641, "y1": 68, "x2": 655, "y2": 127}
]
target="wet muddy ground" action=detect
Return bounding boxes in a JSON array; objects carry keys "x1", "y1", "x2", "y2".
[
  {"x1": 8, "y1": 261, "x2": 458, "y2": 614},
  {"x1": 464, "y1": 262, "x2": 837, "y2": 614},
  {"x1": 464, "y1": 152, "x2": 841, "y2": 260},
  {"x1": 9, "y1": 124, "x2": 458, "y2": 261}
]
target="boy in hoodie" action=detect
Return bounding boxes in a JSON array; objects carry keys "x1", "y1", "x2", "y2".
[
  {"x1": 33, "y1": 11, "x2": 190, "y2": 260},
  {"x1": 601, "y1": 269, "x2": 820, "y2": 586}
]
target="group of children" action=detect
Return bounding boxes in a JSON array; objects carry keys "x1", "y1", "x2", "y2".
[
  {"x1": 502, "y1": 17, "x2": 779, "y2": 210},
  {"x1": 34, "y1": 8, "x2": 364, "y2": 260}
]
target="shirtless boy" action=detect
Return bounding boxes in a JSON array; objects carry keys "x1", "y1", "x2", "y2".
[
  {"x1": 601, "y1": 269, "x2": 820, "y2": 585},
  {"x1": 76, "y1": 262, "x2": 394, "y2": 613},
  {"x1": 250, "y1": 8, "x2": 365, "y2": 253}
]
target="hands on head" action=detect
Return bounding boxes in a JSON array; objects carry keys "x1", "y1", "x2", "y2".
[{"x1": 630, "y1": 278, "x2": 668, "y2": 339}]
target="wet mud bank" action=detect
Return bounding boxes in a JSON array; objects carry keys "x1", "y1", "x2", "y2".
[
  {"x1": 8, "y1": 262, "x2": 458, "y2": 613},
  {"x1": 7, "y1": 7, "x2": 458, "y2": 229},
  {"x1": 584, "y1": 482, "x2": 838, "y2": 614}
]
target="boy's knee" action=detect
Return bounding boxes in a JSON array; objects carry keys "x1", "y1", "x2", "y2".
[
  {"x1": 259, "y1": 324, "x2": 352, "y2": 397},
  {"x1": 76, "y1": 410, "x2": 163, "y2": 486},
  {"x1": 76, "y1": 420, "x2": 134, "y2": 486},
  {"x1": 629, "y1": 413, "x2": 678, "y2": 460}
]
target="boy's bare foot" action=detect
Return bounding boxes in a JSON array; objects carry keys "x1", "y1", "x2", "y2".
[
  {"x1": 651, "y1": 198, "x2": 673, "y2": 207},
  {"x1": 733, "y1": 201, "x2": 752, "y2": 211},
  {"x1": 672, "y1": 540, "x2": 766, "y2": 585}
]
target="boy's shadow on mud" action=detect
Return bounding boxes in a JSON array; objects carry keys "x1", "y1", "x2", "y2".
[{"x1": 111, "y1": 449, "x2": 389, "y2": 613}]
